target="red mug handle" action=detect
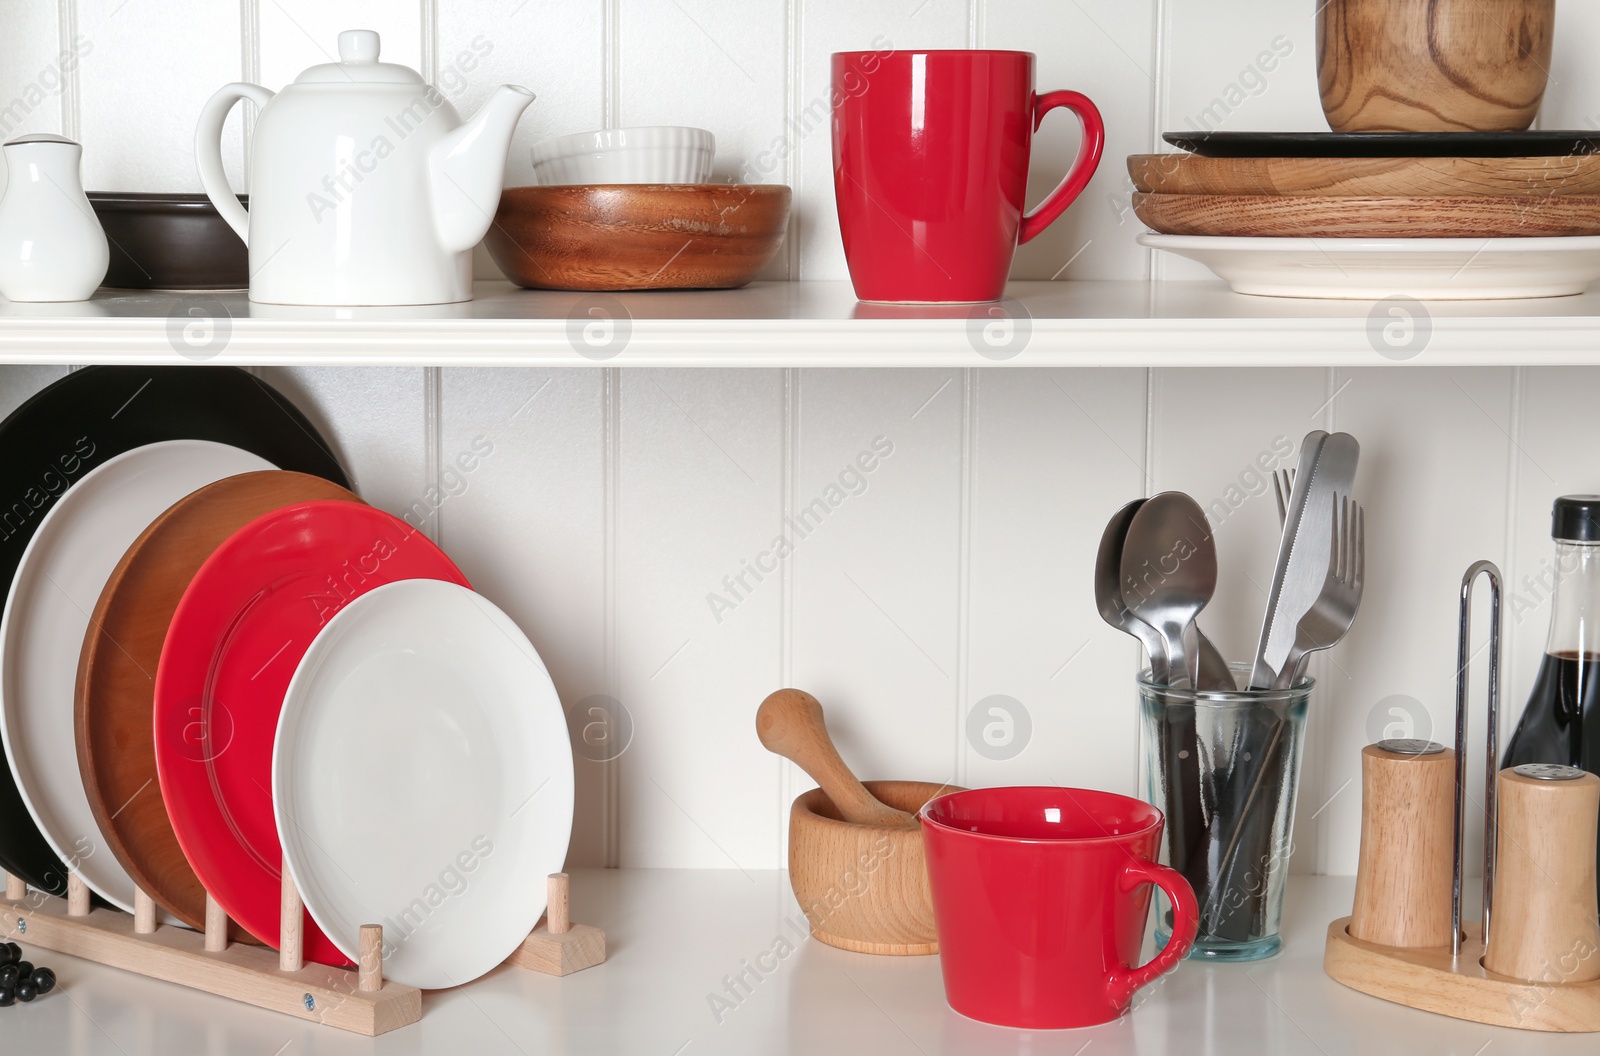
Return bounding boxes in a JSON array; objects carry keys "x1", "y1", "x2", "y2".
[
  {"x1": 1106, "y1": 858, "x2": 1198, "y2": 1008},
  {"x1": 1018, "y1": 90, "x2": 1105, "y2": 244}
]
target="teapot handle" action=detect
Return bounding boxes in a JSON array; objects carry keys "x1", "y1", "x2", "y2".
[{"x1": 195, "y1": 83, "x2": 275, "y2": 245}]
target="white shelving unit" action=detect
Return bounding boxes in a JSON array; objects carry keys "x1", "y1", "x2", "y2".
[
  {"x1": 6, "y1": 280, "x2": 1600, "y2": 365},
  {"x1": 0, "y1": 870, "x2": 1579, "y2": 1055}
]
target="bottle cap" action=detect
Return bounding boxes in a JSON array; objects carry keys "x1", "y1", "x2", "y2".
[{"x1": 1553, "y1": 495, "x2": 1600, "y2": 542}]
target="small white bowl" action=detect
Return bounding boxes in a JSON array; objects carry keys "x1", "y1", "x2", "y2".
[{"x1": 529, "y1": 126, "x2": 715, "y2": 186}]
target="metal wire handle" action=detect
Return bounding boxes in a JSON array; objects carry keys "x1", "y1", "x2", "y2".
[{"x1": 1452, "y1": 560, "x2": 1502, "y2": 960}]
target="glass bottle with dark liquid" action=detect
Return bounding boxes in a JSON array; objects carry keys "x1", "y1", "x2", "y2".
[{"x1": 1503, "y1": 495, "x2": 1600, "y2": 909}]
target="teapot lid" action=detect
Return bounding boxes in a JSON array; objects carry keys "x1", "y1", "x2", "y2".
[{"x1": 294, "y1": 30, "x2": 423, "y2": 85}]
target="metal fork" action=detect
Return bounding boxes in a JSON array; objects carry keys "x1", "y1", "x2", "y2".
[
  {"x1": 1275, "y1": 494, "x2": 1364, "y2": 689},
  {"x1": 1211, "y1": 494, "x2": 1366, "y2": 909},
  {"x1": 1273, "y1": 468, "x2": 1295, "y2": 527}
]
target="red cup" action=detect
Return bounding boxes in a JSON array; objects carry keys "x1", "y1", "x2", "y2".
[
  {"x1": 920, "y1": 786, "x2": 1198, "y2": 1029},
  {"x1": 831, "y1": 49, "x2": 1104, "y2": 304}
]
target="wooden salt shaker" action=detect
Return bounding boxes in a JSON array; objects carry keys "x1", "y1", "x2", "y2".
[
  {"x1": 1484, "y1": 764, "x2": 1600, "y2": 983},
  {"x1": 1350, "y1": 739, "x2": 1456, "y2": 948}
]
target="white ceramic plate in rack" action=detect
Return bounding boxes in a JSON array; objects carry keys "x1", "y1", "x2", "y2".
[
  {"x1": 0, "y1": 439, "x2": 273, "y2": 914},
  {"x1": 1139, "y1": 232, "x2": 1600, "y2": 299},
  {"x1": 273, "y1": 579, "x2": 574, "y2": 990}
]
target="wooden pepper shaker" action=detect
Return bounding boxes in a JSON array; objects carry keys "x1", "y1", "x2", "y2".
[
  {"x1": 1350, "y1": 739, "x2": 1456, "y2": 948},
  {"x1": 1484, "y1": 764, "x2": 1600, "y2": 984}
]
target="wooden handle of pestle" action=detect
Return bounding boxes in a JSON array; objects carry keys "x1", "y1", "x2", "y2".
[
  {"x1": 1485, "y1": 765, "x2": 1600, "y2": 983},
  {"x1": 756, "y1": 689, "x2": 918, "y2": 828}
]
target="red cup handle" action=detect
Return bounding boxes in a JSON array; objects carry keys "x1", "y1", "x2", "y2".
[
  {"x1": 1106, "y1": 858, "x2": 1198, "y2": 1008},
  {"x1": 1018, "y1": 90, "x2": 1105, "y2": 244}
]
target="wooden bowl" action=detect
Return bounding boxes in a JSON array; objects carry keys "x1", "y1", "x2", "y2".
[
  {"x1": 1316, "y1": 0, "x2": 1554, "y2": 132},
  {"x1": 787, "y1": 779, "x2": 955, "y2": 956},
  {"x1": 1132, "y1": 192, "x2": 1600, "y2": 238},
  {"x1": 485, "y1": 184, "x2": 790, "y2": 291}
]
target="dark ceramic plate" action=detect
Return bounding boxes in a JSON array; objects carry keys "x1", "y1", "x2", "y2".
[
  {"x1": 1163, "y1": 131, "x2": 1600, "y2": 159},
  {"x1": 88, "y1": 193, "x2": 248, "y2": 291},
  {"x1": 0, "y1": 366, "x2": 350, "y2": 895}
]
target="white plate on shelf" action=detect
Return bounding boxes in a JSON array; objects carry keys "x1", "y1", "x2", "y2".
[
  {"x1": 273, "y1": 578, "x2": 573, "y2": 990},
  {"x1": 1139, "y1": 232, "x2": 1600, "y2": 299},
  {"x1": 0, "y1": 439, "x2": 273, "y2": 914}
]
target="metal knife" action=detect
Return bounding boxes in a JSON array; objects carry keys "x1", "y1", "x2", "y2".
[{"x1": 1249, "y1": 431, "x2": 1357, "y2": 689}]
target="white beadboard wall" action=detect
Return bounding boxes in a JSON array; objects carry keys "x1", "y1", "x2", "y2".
[{"x1": 2, "y1": 1, "x2": 1599, "y2": 875}]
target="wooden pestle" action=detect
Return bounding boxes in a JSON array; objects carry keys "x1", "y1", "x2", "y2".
[{"x1": 756, "y1": 689, "x2": 918, "y2": 828}]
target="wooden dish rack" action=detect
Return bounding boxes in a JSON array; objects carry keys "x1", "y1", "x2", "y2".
[{"x1": 0, "y1": 866, "x2": 605, "y2": 1036}]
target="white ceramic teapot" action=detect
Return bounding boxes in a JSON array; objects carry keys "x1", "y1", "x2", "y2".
[{"x1": 195, "y1": 29, "x2": 532, "y2": 306}]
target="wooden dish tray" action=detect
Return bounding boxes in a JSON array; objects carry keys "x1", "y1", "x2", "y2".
[
  {"x1": 1, "y1": 867, "x2": 604, "y2": 1036},
  {"x1": 1325, "y1": 917, "x2": 1600, "y2": 1032}
]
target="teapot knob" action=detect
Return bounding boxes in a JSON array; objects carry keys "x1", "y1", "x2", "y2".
[{"x1": 338, "y1": 29, "x2": 380, "y2": 64}]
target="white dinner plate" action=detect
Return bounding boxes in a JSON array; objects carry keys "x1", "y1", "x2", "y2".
[
  {"x1": 273, "y1": 579, "x2": 573, "y2": 989},
  {"x1": 1139, "y1": 232, "x2": 1600, "y2": 299},
  {"x1": 0, "y1": 439, "x2": 273, "y2": 913}
]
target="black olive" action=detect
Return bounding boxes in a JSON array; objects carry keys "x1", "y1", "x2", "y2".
[
  {"x1": 29, "y1": 968, "x2": 52, "y2": 994},
  {"x1": 0, "y1": 987, "x2": 13, "y2": 1008},
  {"x1": 0, "y1": 965, "x2": 17, "y2": 988},
  {"x1": 14, "y1": 961, "x2": 32, "y2": 978},
  {"x1": 15, "y1": 981, "x2": 34, "y2": 1002},
  {"x1": 0, "y1": 944, "x2": 16, "y2": 965}
]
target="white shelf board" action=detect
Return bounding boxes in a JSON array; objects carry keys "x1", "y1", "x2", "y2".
[
  {"x1": 0, "y1": 870, "x2": 1575, "y2": 1054},
  {"x1": 4, "y1": 280, "x2": 1600, "y2": 366}
]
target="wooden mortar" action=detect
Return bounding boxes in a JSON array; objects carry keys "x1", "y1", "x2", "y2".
[{"x1": 787, "y1": 779, "x2": 954, "y2": 956}]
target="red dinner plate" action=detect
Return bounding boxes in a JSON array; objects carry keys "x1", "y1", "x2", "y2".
[{"x1": 153, "y1": 501, "x2": 469, "y2": 966}]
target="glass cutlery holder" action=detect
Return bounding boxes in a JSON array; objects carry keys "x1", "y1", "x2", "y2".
[{"x1": 1139, "y1": 669, "x2": 1310, "y2": 961}]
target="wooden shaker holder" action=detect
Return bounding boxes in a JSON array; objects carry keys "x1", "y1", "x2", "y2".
[
  {"x1": 1326, "y1": 561, "x2": 1600, "y2": 1032},
  {"x1": 0, "y1": 866, "x2": 605, "y2": 1036}
]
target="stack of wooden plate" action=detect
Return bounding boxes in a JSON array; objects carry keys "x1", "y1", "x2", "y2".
[
  {"x1": 1130, "y1": 152, "x2": 1600, "y2": 239},
  {"x1": 1130, "y1": 132, "x2": 1600, "y2": 298}
]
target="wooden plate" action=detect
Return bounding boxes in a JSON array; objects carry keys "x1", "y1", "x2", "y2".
[
  {"x1": 485, "y1": 184, "x2": 791, "y2": 291},
  {"x1": 1132, "y1": 193, "x2": 1600, "y2": 238},
  {"x1": 1128, "y1": 154, "x2": 1600, "y2": 197},
  {"x1": 1162, "y1": 130, "x2": 1600, "y2": 158},
  {"x1": 75, "y1": 471, "x2": 361, "y2": 933}
]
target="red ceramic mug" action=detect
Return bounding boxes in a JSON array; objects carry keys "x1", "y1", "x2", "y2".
[
  {"x1": 831, "y1": 49, "x2": 1104, "y2": 304},
  {"x1": 920, "y1": 786, "x2": 1198, "y2": 1029}
]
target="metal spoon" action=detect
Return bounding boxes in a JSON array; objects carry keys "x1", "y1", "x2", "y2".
[
  {"x1": 1095, "y1": 499, "x2": 1170, "y2": 683},
  {"x1": 1120, "y1": 492, "x2": 1220, "y2": 690}
]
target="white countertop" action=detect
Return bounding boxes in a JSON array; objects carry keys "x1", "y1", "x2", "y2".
[
  {"x1": 5, "y1": 280, "x2": 1600, "y2": 366},
  {"x1": 0, "y1": 869, "x2": 1584, "y2": 1055}
]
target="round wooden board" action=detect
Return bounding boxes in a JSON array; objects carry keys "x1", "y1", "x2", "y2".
[
  {"x1": 1132, "y1": 193, "x2": 1600, "y2": 239},
  {"x1": 1127, "y1": 154, "x2": 1600, "y2": 197},
  {"x1": 75, "y1": 470, "x2": 362, "y2": 934}
]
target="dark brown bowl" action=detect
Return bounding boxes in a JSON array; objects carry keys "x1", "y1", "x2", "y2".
[
  {"x1": 485, "y1": 183, "x2": 791, "y2": 291},
  {"x1": 88, "y1": 193, "x2": 248, "y2": 291}
]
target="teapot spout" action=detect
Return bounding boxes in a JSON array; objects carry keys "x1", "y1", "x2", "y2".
[{"x1": 429, "y1": 84, "x2": 535, "y2": 255}]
